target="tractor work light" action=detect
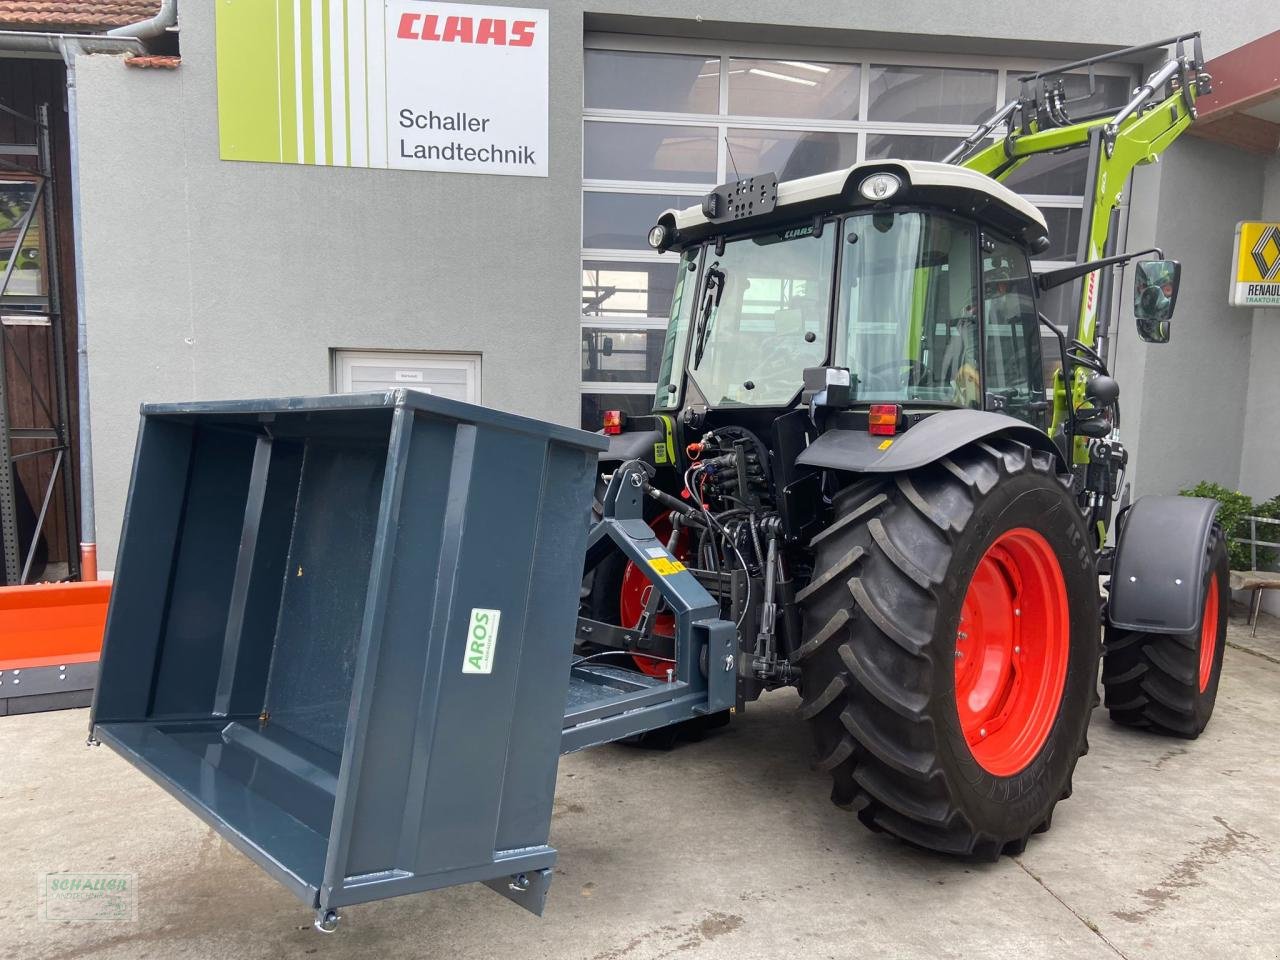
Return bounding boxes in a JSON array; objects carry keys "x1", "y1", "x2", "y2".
[
  {"x1": 602, "y1": 409, "x2": 625, "y2": 435},
  {"x1": 858, "y1": 172, "x2": 901, "y2": 201},
  {"x1": 868, "y1": 403, "x2": 900, "y2": 436},
  {"x1": 647, "y1": 224, "x2": 668, "y2": 249}
]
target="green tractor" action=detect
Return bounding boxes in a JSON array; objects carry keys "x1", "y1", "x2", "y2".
[{"x1": 580, "y1": 33, "x2": 1227, "y2": 858}]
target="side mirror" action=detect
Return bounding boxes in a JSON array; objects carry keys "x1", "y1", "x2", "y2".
[{"x1": 1133, "y1": 259, "x2": 1180, "y2": 344}]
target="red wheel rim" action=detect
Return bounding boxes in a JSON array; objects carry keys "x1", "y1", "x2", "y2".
[
  {"x1": 954, "y1": 528, "x2": 1070, "y2": 776},
  {"x1": 619, "y1": 512, "x2": 688, "y2": 678},
  {"x1": 1198, "y1": 576, "x2": 1219, "y2": 693}
]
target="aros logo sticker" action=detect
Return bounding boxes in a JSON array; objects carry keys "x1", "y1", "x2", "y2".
[{"x1": 462, "y1": 608, "x2": 501, "y2": 674}]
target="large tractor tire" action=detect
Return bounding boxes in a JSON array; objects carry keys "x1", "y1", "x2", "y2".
[
  {"x1": 1102, "y1": 531, "x2": 1228, "y2": 738},
  {"x1": 796, "y1": 438, "x2": 1098, "y2": 859}
]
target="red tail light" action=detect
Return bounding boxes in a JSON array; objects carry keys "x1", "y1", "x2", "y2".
[
  {"x1": 868, "y1": 404, "x2": 900, "y2": 436},
  {"x1": 602, "y1": 410, "x2": 625, "y2": 435}
]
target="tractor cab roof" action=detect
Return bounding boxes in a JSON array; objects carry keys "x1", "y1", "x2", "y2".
[{"x1": 654, "y1": 159, "x2": 1050, "y2": 256}]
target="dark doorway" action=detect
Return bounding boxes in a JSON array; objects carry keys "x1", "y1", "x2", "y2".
[{"x1": 1, "y1": 56, "x2": 79, "y2": 584}]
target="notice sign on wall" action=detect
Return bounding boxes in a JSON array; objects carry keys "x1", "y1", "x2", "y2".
[
  {"x1": 215, "y1": 1, "x2": 549, "y2": 177},
  {"x1": 1229, "y1": 221, "x2": 1280, "y2": 307}
]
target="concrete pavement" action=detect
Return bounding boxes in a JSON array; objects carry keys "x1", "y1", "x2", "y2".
[{"x1": 4, "y1": 608, "x2": 1278, "y2": 960}]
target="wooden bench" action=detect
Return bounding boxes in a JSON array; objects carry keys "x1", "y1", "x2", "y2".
[{"x1": 1230, "y1": 570, "x2": 1280, "y2": 637}]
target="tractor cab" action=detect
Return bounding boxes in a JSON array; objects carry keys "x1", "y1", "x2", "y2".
[{"x1": 648, "y1": 161, "x2": 1053, "y2": 431}]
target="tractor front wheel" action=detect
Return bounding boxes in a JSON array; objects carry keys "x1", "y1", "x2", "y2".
[
  {"x1": 1102, "y1": 531, "x2": 1228, "y2": 738},
  {"x1": 796, "y1": 438, "x2": 1099, "y2": 858}
]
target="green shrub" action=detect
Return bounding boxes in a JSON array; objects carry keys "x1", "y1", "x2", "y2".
[{"x1": 1178, "y1": 482, "x2": 1254, "y2": 569}]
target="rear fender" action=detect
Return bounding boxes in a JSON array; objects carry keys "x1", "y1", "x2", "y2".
[
  {"x1": 1107, "y1": 495, "x2": 1219, "y2": 634},
  {"x1": 795, "y1": 409, "x2": 1066, "y2": 474},
  {"x1": 600, "y1": 427, "x2": 662, "y2": 465}
]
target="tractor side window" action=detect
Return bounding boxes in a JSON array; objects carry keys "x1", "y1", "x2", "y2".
[
  {"x1": 654, "y1": 249, "x2": 699, "y2": 410},
  {"x1": 981, "y1": 238, "x2": 1045, "y2": 426},
  {"x1": 839, "y1": 211, "x2": 981, "y2": 407}
]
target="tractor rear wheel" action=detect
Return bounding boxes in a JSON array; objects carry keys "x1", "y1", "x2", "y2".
[
  {"x1": 1102, "y1": 531, "x2": 1228, "y2": 738},
  {"x1": 796, "y1": 438, "x2": 1098, "y2": 858}
]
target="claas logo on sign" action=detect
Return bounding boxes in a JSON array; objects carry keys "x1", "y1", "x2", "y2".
[{"x1": 396, "y1": 12, "x2": 536, "y2": 46}]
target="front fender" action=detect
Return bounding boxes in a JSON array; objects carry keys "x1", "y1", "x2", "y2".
[
  {"x1": 1108, "y1": 495, "x2": 1220, "y2": 634},
  {"x1": 795, "y1": 409, "x2": 1065, "y2": 474}
]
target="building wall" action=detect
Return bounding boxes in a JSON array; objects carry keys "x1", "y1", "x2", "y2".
[
  {"x1": 1238, "y1": 156, "x2": 1280, "y2": 502},
  {"x1": 71, "y1": 1, "x2": 1278, "y2": 568},
  {"x1": 1239, "y1": 157, "x2": 1280, "y2": 614},
  {"x1": 1116, "y1": 137, "x2": 1266, "y2": 499}
]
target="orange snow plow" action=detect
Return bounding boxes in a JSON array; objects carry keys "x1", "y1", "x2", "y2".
[{"x1": 0, "y1": 579, "x2": 109, "y2": 715}]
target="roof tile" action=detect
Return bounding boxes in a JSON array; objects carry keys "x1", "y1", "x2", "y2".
[
  {"x1": 0, "y1": 2, "x2": 160, "y2": 30},
  {"x1": 124, "y1": 53, "x2": 178, "y2": 68}
]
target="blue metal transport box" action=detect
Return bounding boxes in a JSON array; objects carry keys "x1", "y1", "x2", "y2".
[{"x1": 89, "y1": 391, "x2": 607, "y2": 919}]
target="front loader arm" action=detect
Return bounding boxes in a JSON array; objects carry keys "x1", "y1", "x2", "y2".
[
  {"x1": 957, "y1": 34, "x2": 1208, "y2": 460},
  {"x1": 963, "y1": 73, "x2": 1200, "y2": 346}
]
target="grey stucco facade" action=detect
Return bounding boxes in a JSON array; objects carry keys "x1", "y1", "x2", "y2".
[
  {"x1": 65, "y1": 1, "x2": 1279, "y2": 568},
  {"x1": 1114, "y1": 138, "x2": 1271, "y2": 501}
]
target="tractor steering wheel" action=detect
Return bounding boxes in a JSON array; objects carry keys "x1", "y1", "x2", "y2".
[
  {"x1": 866, "y1": 358, "x2": 930, "y2": 392},
  {"x1": 751, "y1": 333, "x2": 821, "y2": 392}
]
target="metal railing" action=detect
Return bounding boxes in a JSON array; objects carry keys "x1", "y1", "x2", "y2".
[{"x1": 1237, "y1": 515, "x2": 1280, "y2": 573}]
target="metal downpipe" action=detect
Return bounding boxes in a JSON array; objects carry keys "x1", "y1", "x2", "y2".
[
  {"x1": 106, "y1": 0, "x2": 178, "y2": 41},
  {"x1": 59, "y1": 43, "x2": 98, "y2": 580}
]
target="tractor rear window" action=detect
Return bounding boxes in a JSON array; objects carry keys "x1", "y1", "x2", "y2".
[{"x1": 686, "y1": 227, "x2": 835, "y2": 407}]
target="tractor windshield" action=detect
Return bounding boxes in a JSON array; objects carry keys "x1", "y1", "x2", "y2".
[
  {"x1": 682, "y1": 226, "x2": 834, "y2": 407},
  {"x1": 839, "y1": 211, "x2": 982, "y2": 407}
]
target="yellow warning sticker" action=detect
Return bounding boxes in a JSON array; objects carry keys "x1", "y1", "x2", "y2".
[
  {"x1": 648, "y1": 556, "x2": 686, "y2": 576},
  {"x1": 654, "y1": 442, "x2": 668, "y2": 464},
  {"x1": 878, "y1": 439, "x2": 894, "y2": 450}
]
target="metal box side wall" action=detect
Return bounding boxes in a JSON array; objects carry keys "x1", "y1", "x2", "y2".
[
  {"x1": 323, "y1": 409, "x2": 600, "y2": 908},
  {"x1": 91, "y1": 415, "x2": 194, "y2": 724}
]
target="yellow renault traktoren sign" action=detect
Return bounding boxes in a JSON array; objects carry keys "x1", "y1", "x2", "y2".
[{"x1": 1230, "y1": 221, "x2": 1280, "y2": 307}]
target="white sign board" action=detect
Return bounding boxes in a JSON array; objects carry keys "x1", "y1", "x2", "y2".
[
  {"x1": 216, "y1": 1, "x2": 549, "y2": 178},
  {"x1": 387, "y1": 1, "x2": 549, "y2": 176}
]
